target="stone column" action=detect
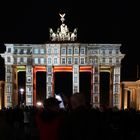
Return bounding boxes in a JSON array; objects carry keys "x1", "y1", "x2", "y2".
[
  {"x1": 33, "y1": 68, "x2": 36, "y2": 105},
  {"x1": 12, "y1": 66, "x2": 18, "y2": 107},
  {"x1": 91, "y1": 68, "x2": 93, "y2": 105},
  {"x1": 46, "y1": 66, "x2": 54, "y2": 98},
  {"x1": 0, "y1": 85, "x2": 2, "y2": 109},
  {"x1": 26, "y1": 66, "x2": 33, "y2": 106},
  {"x1": 5, "y1": 65, "x2": 13, "y2": 107},
  {"x1": 92, "y1": 65, "x2": 100, "y2": 108},
  {"x1": 124, "y1": 89, "x2": 128, "y2": 109},
  {"x1": 112, "y1": 66, "x2": 121, "y2": 109},
  {"x1": 136, "y1": 87, "x2": 140, "y2": 110},
  {"x1": 109, "y1": 68, "x2": 113, "y2": 108},
  {"x1": 0, "y1": 81, "x2": 4, "y2": 109},
  {"x1": 73, "y1": 65, "x2": 79, "y2": 93}
]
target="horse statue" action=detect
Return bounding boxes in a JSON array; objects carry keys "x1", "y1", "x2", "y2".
[
  {"x1": 71, "y1": 28, "x2": 77, "y2": 41},
  {"x1": 49, "y1": 28, "x2": 57, "y2": 41}
]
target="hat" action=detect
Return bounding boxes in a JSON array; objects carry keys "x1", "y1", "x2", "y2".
[{"x1": 43, "y1": 97, "x2": 61, "y2": 108}]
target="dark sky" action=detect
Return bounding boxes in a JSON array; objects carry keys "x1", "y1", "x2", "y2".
[{"x1": 0, "y1": 0, "x2": 139, "y2": 81}]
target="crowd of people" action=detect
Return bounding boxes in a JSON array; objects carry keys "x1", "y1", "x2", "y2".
[{"x1": 1, "y1": 92, "x2": 140, "y2": 140}]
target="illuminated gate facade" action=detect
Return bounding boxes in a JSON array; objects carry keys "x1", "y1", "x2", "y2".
[{"x1": 1, "y1": 13, "x2": 125, "y2": 108}]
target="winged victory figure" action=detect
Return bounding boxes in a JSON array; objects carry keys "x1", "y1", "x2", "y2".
[{"x1": 59, "y1": 13, "x2": 66, "y2": 23}]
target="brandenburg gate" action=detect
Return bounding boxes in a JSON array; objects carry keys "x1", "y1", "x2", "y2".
[{"x1": 1, "y1": 13, "x2": 125, "y2": 108}]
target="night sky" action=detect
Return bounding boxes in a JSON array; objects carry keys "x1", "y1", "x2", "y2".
[{"x1": 0, "y1": 0, "x2": 138, "y2": 81}]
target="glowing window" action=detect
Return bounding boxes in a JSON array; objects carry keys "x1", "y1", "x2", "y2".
[
  {"x1": 40, "y1": 58, "x2": 44, "y2": 64},
  {"x1": 34, "y1": 48, "x2": 39, "y2": 54},
  {"x1": 34, "y1": 58, "x2": 38, "y2": 64},
  {"x1": 48, "y1": 58, "x2": 52, "y2": 64},
  {"x1": 67, "y1": 57, "x2": 72, "y2": 64},
  {"x1": 80, "y1": 48, "x2": 85, "y2": 54},
  {"x1": 67, "y1": 48, "x2": 72, "y2": 54},
  {"x1": 80, "y1": 58, "x2": 85, "y2": 64},
  {"x1": 40, "y1": 48, "x2": 45, "y2": 54},
  {"x1": 74, "y1": 48, "x2": 79, "y2": 54},
  {"x1": 54, "y1": 58, "x2": 57, "y2": 64},
  {"x1": 54, "y1": 48, "x2": 58, "y2": 55},
  {"x1": 61, "y1": 48, "x2": 66, "y2": 54},
  {"x1": 61, "y1": 58, "x2": 66, "y2": 64},
  {"x1": 74, "y1": 58, "x2": 79, "y2": 64},
  {"x1": 48, "y1": 48, "x2": 51, "y2": 55}
]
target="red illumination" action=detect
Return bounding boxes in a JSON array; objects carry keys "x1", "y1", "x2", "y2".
[
  {"x1": 80, "y1": 66, "x2": 92, "y2": 72},
  {"x1": 33, "y1": 66, "x2": 46, "y2": 105},
  {"x1": 34, "y1": 66, "x2": 46, "y2": 72},
  {"x1": 32, "y1": 66, "x2": 93, "y2": 106},
  {"x1": 54, "y1": 66, "x2": 72, "y2": 72},
  {"x1": 33, "y1": 68, "x2": 36, "y2": 105}
]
